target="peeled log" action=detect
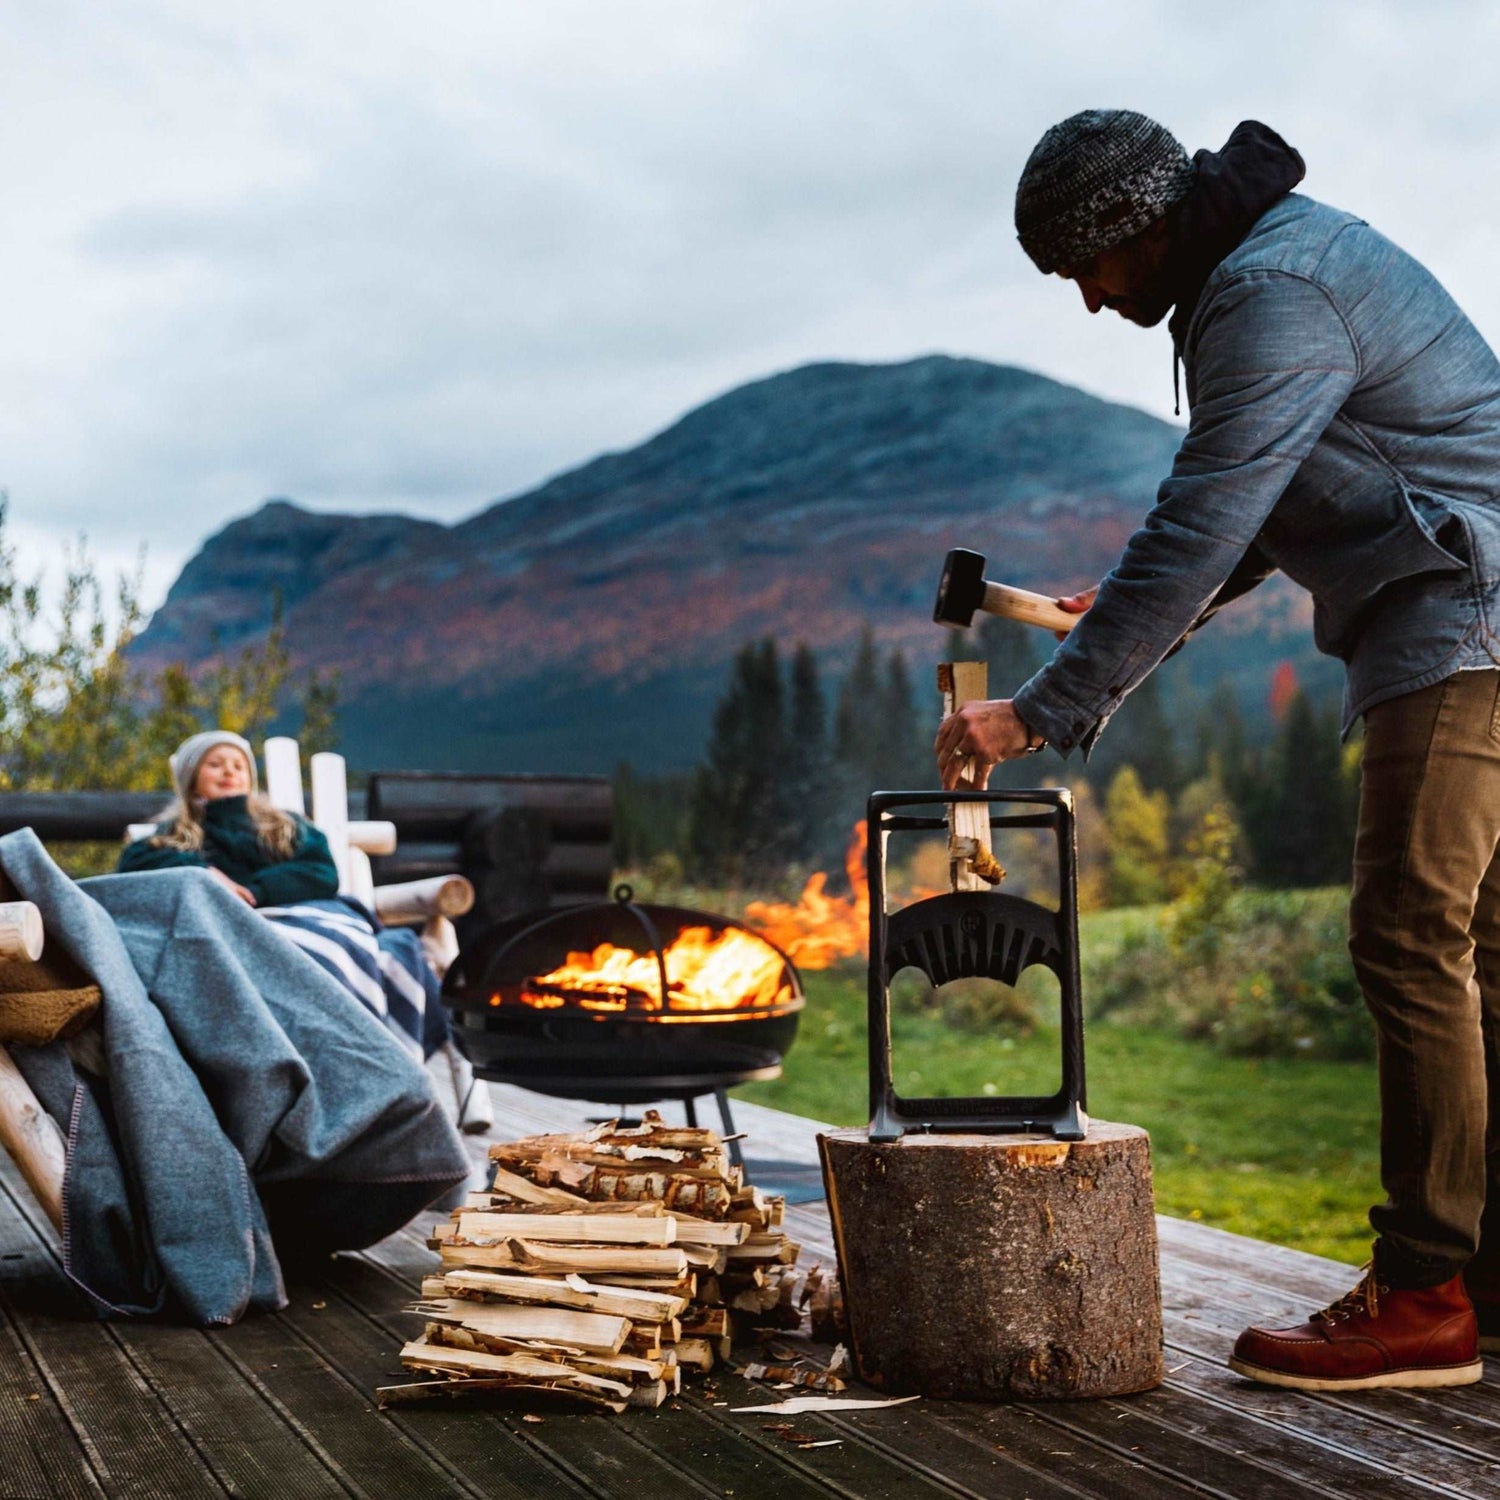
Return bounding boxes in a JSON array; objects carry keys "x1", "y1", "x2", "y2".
[
  {"x1": 372, "y1": 875, "x2": 475, "y2": 925},
  {"x1": 0, "y1": 1046, "x2": 65, "y2": 1231},
  {"x1": 819, "y1": 1123, "x2": 1163, "y2": 1400}
]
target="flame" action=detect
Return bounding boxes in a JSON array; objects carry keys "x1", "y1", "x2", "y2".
[
  {"x1": 516, "y1": 923, "x2": 793, "y2": 1014},
  {"x1": 502, "y1": 822, "x2": 886, "y2": 1015},
  {"x1": 743, "y1": 823, "x2": 870, "y2": 971}
]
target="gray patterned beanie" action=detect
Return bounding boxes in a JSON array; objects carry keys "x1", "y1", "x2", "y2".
[{"x1": 1015, "y1": 110, "x2": 1194, "y2": 274}]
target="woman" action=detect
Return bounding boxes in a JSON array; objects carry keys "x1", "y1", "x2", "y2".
[
  {"x1": 120, "y1": 731, "x2": 489, "y2": 1131},
  {"x1": 118, "y1": 730, "x2": 339, "y2": 904}
]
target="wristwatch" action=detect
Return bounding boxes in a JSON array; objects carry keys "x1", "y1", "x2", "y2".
[{"x1": 1018, "y1": 712, "x2": 1047, "y2": 756}]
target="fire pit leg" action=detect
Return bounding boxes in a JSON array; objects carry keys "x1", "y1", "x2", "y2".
[
  {"x1": 679, "y1": 1091, "x2": 745, "y2": 1171},
  {"x1": 714, "y1": 1089, "x2": 744, "y2": 1171}
]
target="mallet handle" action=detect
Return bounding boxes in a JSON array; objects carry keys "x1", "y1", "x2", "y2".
[{"x1": 981, "y1": 582, "x2": 1078, "y2": 634}]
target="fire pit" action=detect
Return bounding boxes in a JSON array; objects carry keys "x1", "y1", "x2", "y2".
[{"x1": 442, "y1": 885, "x2": 805, "y2": 1111}]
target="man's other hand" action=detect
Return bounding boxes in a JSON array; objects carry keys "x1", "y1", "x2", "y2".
[
  {"x1": 1054, "y1": 587, "x2": 1098, "y2": 639},
  {"x1": 934, "y1": 699, "x2": 1036, "y2": 790}
]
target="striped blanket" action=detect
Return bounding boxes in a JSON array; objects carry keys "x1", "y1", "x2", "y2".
[{"x1": 259, "y1": 897, "x2": 441, "y2": 1062}]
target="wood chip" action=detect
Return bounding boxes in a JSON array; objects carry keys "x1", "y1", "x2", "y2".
[{"x1": 733, "y1": 1395, "x2": 921, "y2": 1414}]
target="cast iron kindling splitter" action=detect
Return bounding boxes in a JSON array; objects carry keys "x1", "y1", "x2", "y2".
[{"x1": 865, "y1": 788, "x2": 1088, "y2": 1143}]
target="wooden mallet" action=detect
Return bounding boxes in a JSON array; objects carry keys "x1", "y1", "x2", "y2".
[{"x1": 932, "y1": 547, "x2": 1078, "y2": 634}]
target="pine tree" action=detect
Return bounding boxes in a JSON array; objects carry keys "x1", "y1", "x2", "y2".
[
  {"x1": 878, "y1": 649, "x2": 929, "y2": 790},
  {"x1": 833, "y1": 626, "x2": 882, "y2": 783},
  {"x1": 1192, "y1": 680, "x2": 1251, "y2": 790},
  {"x1": 783, "y1": 643, "x2": 836, "y2": 862},
  {"x1": 1096, "y1": 671, "x2": 1180, "y2": 795},
  {"x1": 613, "y1": 760, "x2": 693, "y2": 871},
  {"x1": 686, "y1": 638, "x2": 788, "y2": 881},
  {"x1": 944, "y1": 625, "x2": 979, "y2": 664},
  {"x1": 1255, "y1": 688, "x2": 1348, "y2": 886},
  {"x1": 977, "y1": 613, "x2": 1041, "y2": 698}
]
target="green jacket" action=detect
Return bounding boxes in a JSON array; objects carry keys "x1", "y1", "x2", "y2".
[{"x1": 117, "y1": 795, "x2": 340, "y2": 907}]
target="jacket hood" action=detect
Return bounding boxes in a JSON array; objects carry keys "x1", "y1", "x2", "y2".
[{"x1": 1167, "y1": 121, "x2": 1306, "y2": 357}]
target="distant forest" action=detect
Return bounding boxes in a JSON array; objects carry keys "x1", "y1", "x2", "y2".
[{"x1": 614, "y1": 614, "x2": 1359, "y2": 908}]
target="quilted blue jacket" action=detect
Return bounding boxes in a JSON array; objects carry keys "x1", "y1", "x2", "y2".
[{"x1": 1013, "y1": 192, "x2": 1500, "y2": 756}]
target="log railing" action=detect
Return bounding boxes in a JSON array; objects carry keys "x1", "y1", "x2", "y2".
[{"x1": 0, "y1": 900, "x2": 69, "y2": 1231}]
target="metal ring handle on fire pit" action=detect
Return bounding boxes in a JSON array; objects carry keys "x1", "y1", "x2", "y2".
[{"x1": 612, "y1": 883, "x2": 672, "y2": 1011}]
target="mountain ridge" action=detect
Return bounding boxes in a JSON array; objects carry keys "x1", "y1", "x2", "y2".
[{"x1": 132, "y1": 354, "x2": 1328, "y2": 773}]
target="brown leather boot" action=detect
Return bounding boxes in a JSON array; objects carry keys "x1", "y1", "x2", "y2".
[
  {"x1": 1461, "y1": 1273, "x2": 1500, "y2": 1353},
  {"x1": 1229, "y1": 1265, "x2": 1482, "y2": 1391}
]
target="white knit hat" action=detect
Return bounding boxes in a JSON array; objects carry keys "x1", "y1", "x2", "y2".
[{"x1": 170, "y1": 730, "x2": 258, "y2": 802}]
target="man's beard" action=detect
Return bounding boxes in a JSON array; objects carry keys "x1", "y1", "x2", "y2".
[
  {"x1": 1107, "y1": 230, "x2": 1180, "y2": 327},
  {"x1": 1111, "y1": 262, "x2": 1177, "y2": 326}
]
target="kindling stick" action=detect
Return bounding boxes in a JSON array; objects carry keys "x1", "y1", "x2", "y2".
[{"x1": 937, "y1": 663, "x2": 1004, "y2": 891}]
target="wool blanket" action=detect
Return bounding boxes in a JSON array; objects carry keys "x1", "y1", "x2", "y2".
[
  {"x1": 1, "y1": 830, "x2": 469, "y2": 1325},
  {"x1": 259, "y1": 897, "x2": 440, "y2": 1062}
]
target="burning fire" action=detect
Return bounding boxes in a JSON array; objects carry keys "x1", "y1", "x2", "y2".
[
  {"x1": 743, "y1": 823, "x2": 870, "y2": 970},
  {"x1": 518, "y1": 925, "x2": 794, "y2": 1014},
  {"x1": 505, "y1": 824, "x2": 877, "y2": 1016}
]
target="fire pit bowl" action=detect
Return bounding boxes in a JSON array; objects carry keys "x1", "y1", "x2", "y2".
[{"x1": 442, "y1": 885, "x2": 804, "y2": 1102}]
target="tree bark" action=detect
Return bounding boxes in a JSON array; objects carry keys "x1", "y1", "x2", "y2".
[{"x1": 819, "y1": 1121, "x2": 1163, "y2": 1400}]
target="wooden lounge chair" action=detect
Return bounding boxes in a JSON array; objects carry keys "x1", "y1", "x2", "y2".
[
  {"x1": 127, "y1": 736, "x2": 491, "y2": 1133},
  {"x1": 0, "y1": 899, "x2": 83, "y2": 1232}
]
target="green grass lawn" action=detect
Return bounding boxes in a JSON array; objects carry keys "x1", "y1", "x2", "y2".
[{"x1": 739, "y1": 956, "x2": 1381, "y2": 1267}]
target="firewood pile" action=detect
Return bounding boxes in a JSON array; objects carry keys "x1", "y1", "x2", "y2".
[{"x1": 381, "y1": 1111, "x2": 815, "y2": 1412}]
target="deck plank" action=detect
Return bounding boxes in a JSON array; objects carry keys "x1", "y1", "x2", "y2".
[
  {"x1": 812, "y1": 1401, "x2": 1209, "y2": 1500},
  {"x1": 0, "y1": 1243, "x2": 103, "y2": 1500},
  {"x1": 208, "y1": 1308, "x2": 493, "y2": 1500},
  {"x1": 783, "y1": 1164, "x2": 1500, "y2": 1498},
  {"x1": 307, "y1": 1247, "x2": 702, "y2": 1499},
  {"x1": 105, "y1": 1321, "x2": 357, "y2": 1500},
  {"x1": 5, "y1": 1084, "x2": 1500, "y2": 1498},
  {"x1": 348, "y1": 1204, "x2": 992, "y2": 1498},
  {"x1": 0, "y1": 1169, "x2": 230, "y2": 1500}
]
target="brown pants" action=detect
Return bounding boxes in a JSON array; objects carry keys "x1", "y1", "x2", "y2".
[{"x1": 1350, "y1": 668, "x2": 1500, "y2": 1288}]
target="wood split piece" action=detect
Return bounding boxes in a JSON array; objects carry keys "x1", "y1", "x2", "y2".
[
  {"x1": 396, "y1": 1108, "x2": 818, "y2": 1415},
  {"x1": 937, "y1": 662, "x2": 1004, "y2": 890}
]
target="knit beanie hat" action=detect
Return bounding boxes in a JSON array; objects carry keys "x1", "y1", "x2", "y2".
[
  {"x1": 1015, "y1": 109, "x2": 1195, "y2": 274},
  {"x1": 171, "y1": 730, "x2": 258, "y2": 803}
]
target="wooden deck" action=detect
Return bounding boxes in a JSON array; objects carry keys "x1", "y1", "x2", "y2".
[{"x1": 4, "y1": 1083, "x2": 1500, "y2": 1499}]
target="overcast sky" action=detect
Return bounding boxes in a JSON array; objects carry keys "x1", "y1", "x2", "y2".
[{"x1": 3, "y1": 0, "x2": 1498, "y2": 608}]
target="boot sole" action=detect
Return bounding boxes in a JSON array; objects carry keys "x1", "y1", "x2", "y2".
[{"x1": 1228, "y1": 1355, "x2": 1484, "y2": 1392}]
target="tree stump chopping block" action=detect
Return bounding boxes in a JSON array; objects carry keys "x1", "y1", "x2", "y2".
[{"x1": 818, "y1": 1122, "x2": 1163, "y2": 1400}]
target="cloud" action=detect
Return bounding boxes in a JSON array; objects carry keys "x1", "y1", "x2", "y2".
[{"x1": 0, "y1": 0, "x2": 1496, "y2": 606}]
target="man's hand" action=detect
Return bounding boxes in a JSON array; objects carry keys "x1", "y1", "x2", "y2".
[
  {"x1": 208, "y1": 866, "x2": 257, "y2": 906},
  {"x1": 934, "y1": 699, "x2": 1038, "y2": 790},
  {"x1": 1054, "y1": 586, "x2": 1097, "y2": 640}
]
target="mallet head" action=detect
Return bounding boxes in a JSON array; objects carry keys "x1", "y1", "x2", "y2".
[{"x1": 932, "y1": 547, "x2": 988, "y2": 628}]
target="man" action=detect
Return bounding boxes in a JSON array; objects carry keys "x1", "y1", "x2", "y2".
[{"x1": 935, "y1": 109, "x2": 1500, "y2": 1392}]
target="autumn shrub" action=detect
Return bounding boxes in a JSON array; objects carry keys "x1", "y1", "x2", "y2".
[{"x1": 1089, "y1": 885, "x2": 1370, "y2": 1061}]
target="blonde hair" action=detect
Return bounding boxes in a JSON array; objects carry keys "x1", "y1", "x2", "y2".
[{"x1": 151, "y1": 790, "x2": 301, "y2": 860}]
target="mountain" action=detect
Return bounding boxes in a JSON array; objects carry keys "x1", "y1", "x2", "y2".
[{"x1": 131, "y1": 356, "x2": 1331, "y2": 774}]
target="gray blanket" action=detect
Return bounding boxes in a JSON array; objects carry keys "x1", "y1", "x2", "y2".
[{"x1": 2, "y1": 830, "x2": 470, "y2": 1325}]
